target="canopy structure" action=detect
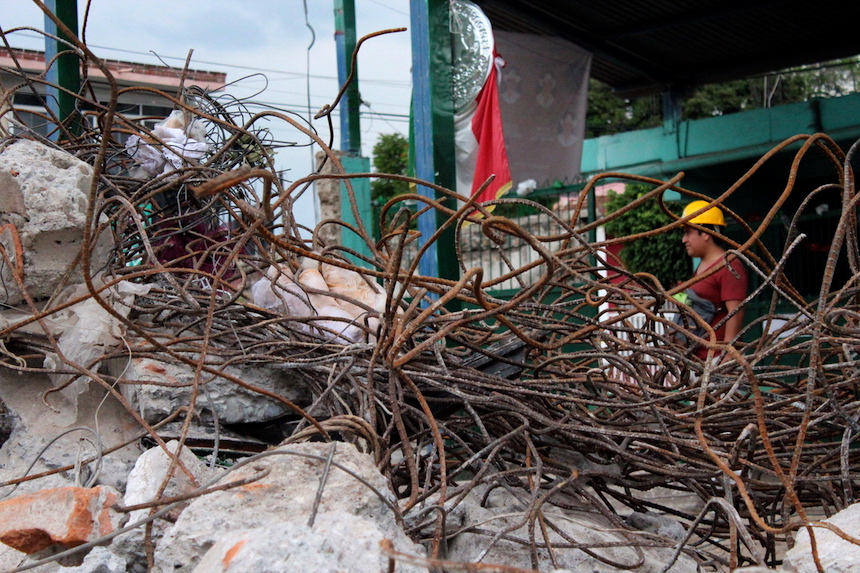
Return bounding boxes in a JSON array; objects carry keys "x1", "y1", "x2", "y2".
[
  {"x1": 410, "y1": 0, "x2": 860, "y2": 279},
  {"x1": 475, "y1": 0, "x2": 860, "y2": 95}
]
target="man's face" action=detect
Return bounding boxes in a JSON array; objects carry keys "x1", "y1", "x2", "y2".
[{"x1": 682, "y1": 227, "x2": 708, "y2": 258}]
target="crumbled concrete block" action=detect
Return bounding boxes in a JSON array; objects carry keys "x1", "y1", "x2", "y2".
[
  {"x1": 0, "y1": 486, "x2": 126, "y2": 554},
  {"x1": 0, "y1": 139, "x2": 112, "y2": 306},
  {"x1": 112, "y1": 357, "x2": 308, "y2": 425},
  {"x1": 783, "y1": 502, "x2": 860, "y2": 572},
  {"x1": 191, "y1": 517, "x2": 425, "y2": 573},
  {"x1": 112, "y1": 441, "x2": 218, "y2": 572},
  {"x1": 153, "y1": 442, "x2": 424, "y2": 573}
]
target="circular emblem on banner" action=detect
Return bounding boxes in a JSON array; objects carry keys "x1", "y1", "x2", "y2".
[{"x1": 451, "y1": 0, "x2": 494, "y2": 113}]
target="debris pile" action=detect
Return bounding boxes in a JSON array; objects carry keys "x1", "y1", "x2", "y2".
[{"x1": 2, "y1": 25, "x2": 860, "y2": 573}]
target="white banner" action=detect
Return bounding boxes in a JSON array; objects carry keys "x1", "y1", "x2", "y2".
[{"x1": 494, "y1": 32, "x2": 592, "y2": 188}]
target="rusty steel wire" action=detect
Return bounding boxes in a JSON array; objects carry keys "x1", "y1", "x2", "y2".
[{"x1": 3, "y1": 18, "x2": 860, "y2": 573}]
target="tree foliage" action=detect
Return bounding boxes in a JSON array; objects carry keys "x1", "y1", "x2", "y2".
[
  {"x1": 586, "y1": 57, "x2": 860, "y2": 136},
  {"x1": 682, "y1": 74, "x2": 810, "y2": 119},
  {"x1": 604, "y1": 184, "x2": 690, "y2": 288},
  {"x1": 585, "y1": 80, "x2": 663, "y2": 138},
  {"x1": 370, "y1": 133, "x2": 409, "y2": 203}
]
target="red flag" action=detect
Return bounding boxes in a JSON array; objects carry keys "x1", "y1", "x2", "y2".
[{"x1": 455, "y1": 51, "x2": 512, "y2": 213}]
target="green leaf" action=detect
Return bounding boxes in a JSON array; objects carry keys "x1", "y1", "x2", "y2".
[{"x1": 604, "y1": 183, "x2": 689, "y2": 287}]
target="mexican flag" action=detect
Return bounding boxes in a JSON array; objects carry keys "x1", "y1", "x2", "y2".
[{"x1": 455, "y1": 51, "x2": 512, "y2": 213}]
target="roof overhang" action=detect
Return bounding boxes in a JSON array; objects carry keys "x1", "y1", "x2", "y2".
[
  {"x1": 0, "y1": 48, "x2": 225, "y2": 93},
  {"x1": 475, "y1": 0, "x2": 860, "y2": 95}
]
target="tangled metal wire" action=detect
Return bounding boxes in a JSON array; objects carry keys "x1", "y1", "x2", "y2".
[{"x1": 3, "y1": 12, "x2": 860, "y2": 573}]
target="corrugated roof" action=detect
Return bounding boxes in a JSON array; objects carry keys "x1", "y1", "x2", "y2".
[{"x1": 475, "y1": 0, "x2": 860, "y2": 94}]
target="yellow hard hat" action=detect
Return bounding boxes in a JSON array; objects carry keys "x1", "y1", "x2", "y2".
[{"x1": 682, "y1": 200, "x2": 725, "y2": 226}]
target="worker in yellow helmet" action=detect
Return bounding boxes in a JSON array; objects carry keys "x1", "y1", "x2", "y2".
[{"x1": 677, "y1": 200, "x2": 748, "y2": 359}]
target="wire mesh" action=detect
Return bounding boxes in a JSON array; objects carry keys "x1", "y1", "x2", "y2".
[{"x1": 2, "y1": 19, "x2": 860, "y2": 572}]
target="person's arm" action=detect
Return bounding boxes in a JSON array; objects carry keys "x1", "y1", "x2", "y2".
[
  {"x1": 723, "y1": 299, "x2": 744, "y2": 344},
  {"x1": 721, "y1": 258, "x2": 748, "y2": 346}
]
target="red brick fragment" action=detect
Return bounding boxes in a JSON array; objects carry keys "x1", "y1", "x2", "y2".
[{"x1": 0, "y1": 486, "x2": 125, "y2": 554}]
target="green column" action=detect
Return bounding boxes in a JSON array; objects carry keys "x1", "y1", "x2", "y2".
[
  {"x1": 43, "y1": 0, "x2": 81, "y2": 138},
  {"x1": 334, "y1": 0, "x2": 362, "y2": 154}
]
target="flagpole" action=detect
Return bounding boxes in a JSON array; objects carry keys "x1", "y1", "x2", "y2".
[
  {"x1": 410, "y1": 0, "x2": 438, "y2": 280},
  {"x1": 410, "y1": 0, "x2": 458, "y2": 294}
]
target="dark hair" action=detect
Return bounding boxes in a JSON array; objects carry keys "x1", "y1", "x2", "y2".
[{"x1": 696, "y1": 224, "x2": 728, "y2": 249}]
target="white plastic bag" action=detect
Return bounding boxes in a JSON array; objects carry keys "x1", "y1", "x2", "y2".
[
  {"x1": 125, "y1": 110, "x2": 209, "y2": 178},
  {"x1": 43, "y1": 278, "x2": 152, "y2": 410}
]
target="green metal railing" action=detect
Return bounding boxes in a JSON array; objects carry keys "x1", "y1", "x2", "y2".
[{"x1": 372, "y1": 185, "x2": 585, "y2": 296}]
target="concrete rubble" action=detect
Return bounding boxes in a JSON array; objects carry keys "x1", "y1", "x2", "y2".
[
  {"x1": 781, "y1": 504, "x2": 860, "y2": 573},
  {"x1": 0, "y1": 369, "x2": 430, "y2": 573},
  {"x1": 112, "y1": 440, "x2": 216, "y2": 573},
  {"x1": 0, "y1": 485, "x2": 124, "y2": 554},
  {"x1": 153, "y1": 441, "x2": 426, "y2": 573},
  {"x1": 190, "y1": 517, "x2": 417, "y2": 573},
  {"x1": 0, "y1": 142, "x2": 708, "y2": 573},
  {"x1": 441, "y1": 484, "x2": 697, "y2": 573},
  {"x1": 3, "y1": 87, "x2": 860, "y2": 573},
  {"x1": 0, "y1": 139, "x2": 112, "y2": 307},
  {"x1": 108, "y1": 357, "x2": 309, "y2": 426}
]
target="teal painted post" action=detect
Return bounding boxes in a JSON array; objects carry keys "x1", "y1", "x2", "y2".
[
  {"x1": 339, "y1": 155, "x2": 374, "y2": 266},
  {"x1": 334, "y1": 1, "x2": 375, "y2": 269}
]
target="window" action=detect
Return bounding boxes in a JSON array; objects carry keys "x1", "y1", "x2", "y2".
[{"x1": 7, "y1": 109, "x2": 49, "y2": 137}]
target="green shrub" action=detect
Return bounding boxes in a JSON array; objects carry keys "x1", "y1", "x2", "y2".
[{"x1": 604, "y1": 183, "x2": 690, "y2": 288}]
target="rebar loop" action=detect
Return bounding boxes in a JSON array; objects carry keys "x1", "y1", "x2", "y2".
[{"x1": 2, "y1": 30, "x2": 860, "y2": 571}]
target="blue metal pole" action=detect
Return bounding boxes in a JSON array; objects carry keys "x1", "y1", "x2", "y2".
[{"x1": 410, "y1": 0, "x2": 439, "y2": 279}]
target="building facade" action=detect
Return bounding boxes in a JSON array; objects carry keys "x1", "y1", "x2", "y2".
[{"x1": 1, "y1": 47, "x2": 225, "y2": 138}]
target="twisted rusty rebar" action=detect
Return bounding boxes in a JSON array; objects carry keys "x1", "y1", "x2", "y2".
[{"x1": 3, "y1": 23, "x2": 860, "y2": 572}]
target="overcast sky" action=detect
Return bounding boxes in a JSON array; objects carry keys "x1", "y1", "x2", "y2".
[{"x1": 2, "y1": 0, "x2": 413, "y2": 229}]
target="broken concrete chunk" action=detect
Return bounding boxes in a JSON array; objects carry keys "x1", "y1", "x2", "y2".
[
  {"x1": 62, "y1": 546, "x2": 128, "y2": 573},
  {"x1": 191, "y1": 516, "x2": 426, "y2": 573},
  {"x1": 0, "y1": 169, "x2": 27, "y2": 220},
  {"x1": 0, "y1": 139, "x2": 113, "y2": 306},
  {"x1": 444, "y1": 484, "x2": 697, "y2": 572},
  {"x1": 783, "y1": 502, "x2": 860, "y2": 572},
  {"x1": 43, "y1": 277, "x2": 152, "y2": 412},
  {"x1": 123, "y1": 441, "x2": 214, "y2": 511},
  {"x1": 111, "y1": 357, "x2": 308, "y2": 425},
  {"x1": 625, "y1": 510, "x2": 687, "y2": 542},
  {"x1": 112, "y1": 440, "x2": 219, "y2": 573},
  {"x1": 153, "y1": 442, "x2": 423, "y2": 573},
  {"x1": 0, "y1": 485, "x2": 126, "y2": 554}
]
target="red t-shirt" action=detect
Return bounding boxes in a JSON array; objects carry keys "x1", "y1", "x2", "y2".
[{"x1": 690, "y1": 257, "x2": 748, "y2": 357}]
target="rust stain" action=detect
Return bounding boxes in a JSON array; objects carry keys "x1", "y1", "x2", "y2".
[{"x1": 223, "y1": 538, "x2": 248, "y2": 567}]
